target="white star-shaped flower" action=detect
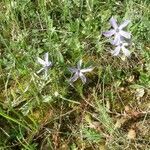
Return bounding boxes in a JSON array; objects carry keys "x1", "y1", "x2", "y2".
[
  {"x1": 68, "y1": 60, "x2": 94, "y2": 84},
  {"x1": 37, "y1": 52, "x2": 52, "y2": 76},
  {"x1": 111, "y1": 41, "x2": 131, "y2": 57},
  {"x1": 103, "y1": 17, "x2": 131, "y2": 45}
]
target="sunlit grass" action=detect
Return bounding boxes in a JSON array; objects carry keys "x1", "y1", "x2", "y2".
[{"x1": 0, "y1": 0, "x2": 150, "y2": 149}]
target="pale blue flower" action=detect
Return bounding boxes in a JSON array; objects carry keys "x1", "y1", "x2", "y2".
[
  {"x1": 111, "y1": 41, "x2": 131, "y2": 57},
  {"x1": 69, "y1": 60, "x2": 94, "y2": 84},
  {"x1": 103, "y1": 17, "x2": 131, "y2": 45},
  {"x1": 37, "y1": 52, "x2": 52, "y2": 76}
]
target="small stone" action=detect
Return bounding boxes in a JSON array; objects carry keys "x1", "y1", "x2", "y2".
[
  {"x1": 135, "y1": 88, "x2": 145, "y2": 99},
  {"x1": 127, "y1": 129, "x2": 136, "y2": 140}
]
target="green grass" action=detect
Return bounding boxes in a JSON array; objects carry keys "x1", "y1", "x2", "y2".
[{"x1": 0, "y1": 0, "x2": 150, "y2": 149}]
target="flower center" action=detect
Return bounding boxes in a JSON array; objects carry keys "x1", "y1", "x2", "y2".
[
  {"x1": 116, "y1": 28, "x2": 120, "y2": 33},
  {"x1": 120, "y1": 43, "x2": 123, "y2": 47},
  {"x1": 77, "y1": 69, "x2": 80, "y2": 74},
  {"x1": 45, "y1": 62, "x2": 51, "y2": 68}
]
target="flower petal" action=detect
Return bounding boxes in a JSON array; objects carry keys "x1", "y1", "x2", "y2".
[
  {"x1": 103, "y1": 29, "x2": 115, "y2": 37},
  {"x1": 122, "y1": 47, "x2": 131, "y2": 57},
  {"x1": 77, "y1": 59, "x2": 82, "y2": 70},
  {"x1": 69, "y1": 72, "x2": 79, "y2": 83},
  {"x1": 79, "y1": 73, "x2": 86, "y2": 84},
  {"x1": 44, "y1": 52, "x2": 49, "y2": 63},
  {"x1": 68, "y1": 67, "x2": 78, "y2": 73},
  {"x1": 37, "y1": 57, "x2": 45, "y2": 65},
  {"x1": 37, "y1": 68, "x2": 44, "y2": 74},
  {"x1": 119, "y1": 20, "x2": 130, "y2": 29},
  {"x1": 112, "y1": 33, "x2": 121, "y2": 45},
  {"x1": 110, "y1": 17, "x2": 118, "y2": 29},
  {"x1": 122, "y1": 42, "x2": 129, "y2": 47},
  {"x1": 112, "y1": 46, "x2": 121, "y2": 56},
  {"x1": 47, "y1": 61, "x2": 52, "y2": 67},
  {"x1": 81, "y1": 66, "x2": 94, "y2": 73},
  {"x1": 120, "y1": 30, "x2": 131, "y2": 39}
]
